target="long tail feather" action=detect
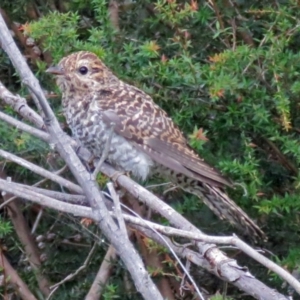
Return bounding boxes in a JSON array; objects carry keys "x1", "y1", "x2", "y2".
[
  {"x1": 180, "y1": 179, "x2": 265, "y2": 240},
  {"x1": 156, "y1": 166, "x2": 266, "y2": 240}
]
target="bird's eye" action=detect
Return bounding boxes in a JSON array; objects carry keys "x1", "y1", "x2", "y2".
[{"x1": 78, "y1": 66, "x2": 88, "y2": 75}]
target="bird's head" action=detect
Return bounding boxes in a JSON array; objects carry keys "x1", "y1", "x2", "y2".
[{"x1": 46, "y1": 51, "x2": 114, "y2": 93}]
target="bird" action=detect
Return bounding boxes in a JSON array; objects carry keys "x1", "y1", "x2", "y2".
[{"x1": 46, "y1": 51, "x2": 265, "y2": 240}]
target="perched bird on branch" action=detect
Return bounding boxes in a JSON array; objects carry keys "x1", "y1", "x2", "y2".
[{"x1": 47, "y1": 51, "x2": 265, "y2": 240}]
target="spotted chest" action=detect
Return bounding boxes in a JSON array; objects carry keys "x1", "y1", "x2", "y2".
[{"x1": 62, "y1": 97, "x2": 154, "y2": 180}]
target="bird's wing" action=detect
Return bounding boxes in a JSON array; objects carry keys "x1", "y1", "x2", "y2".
[{"x1": 96, "y1": 85, "x2": 231, "y2": 188}]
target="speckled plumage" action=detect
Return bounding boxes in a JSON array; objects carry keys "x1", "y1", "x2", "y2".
[{"x1": 47, "y1": 51, "x2": 265, "y2": 239}]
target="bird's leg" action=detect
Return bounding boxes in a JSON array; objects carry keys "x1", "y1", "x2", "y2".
[
  {"x1": 92, "y1": 122, "x2": 115, "y2": 179},
  {"x1": 110, "y1": 170, "x2": 127, "y2": 182}
]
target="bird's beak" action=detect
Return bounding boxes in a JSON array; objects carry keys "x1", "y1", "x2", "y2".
[{"x1": 46, "y1": 66, "x2": 64, "y2": 75}]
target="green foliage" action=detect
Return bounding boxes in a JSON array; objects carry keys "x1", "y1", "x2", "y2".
[
  {"x1": 210, "y1": 295, "x2": 233, "y2": 300},
  {"x1": 102, "y1": 283, "x2": 120, "y2": 299},
  {"x1": 3, "y1": 0, "x2": 300, "y2": 298},
  {"x1": 0, "y1": 217, "x2": 12, "y2": 238},
  {"x1": 28, "y1": 11, "x2": 81, "y2": 62},
  {"x1": 283, "y1": 248, "x2": 300, "y2": 270}
]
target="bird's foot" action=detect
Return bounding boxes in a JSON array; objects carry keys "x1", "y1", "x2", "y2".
[{"x1": 111, "y1": 170, "x2": 127, "y2": 183}]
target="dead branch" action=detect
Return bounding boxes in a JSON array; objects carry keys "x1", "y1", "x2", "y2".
[
  {"x1": 0, "y1": 149, "x2": 82, "y2": 194},
  {"x1": 100, "y1": 164, "x2": 294, "y2": 299},
  {"x1": 0, "y1": 79, "x2": 294, "y2": 298},
  {"x1": 0, "y1": 246, "x2": 38, "y2": 300},
  {"x1": 85, "y1": 245, "x2": 117, "y2": 299},
  {"x1": 0, "y1": 171, "x2": 51, "y2": 296},
  {"x1": 0, "y1": 165, "x2": 67, "y2": 210},
  {"x1": 0, "y1": 82, "x2": 294, "y2": 298},
  {"x1": 108, "y1": 0, "x2": 120, "y2": 31},
  {"x1": 0, "y1": 177, "x2": 295, "y2": 299},
  {"x1": 17, "y1": 185, "x2": 86, "y2": 204},
  {"x1": 0, "y1": 110, "x2": 49, "y2": 142},
  {"x1": 107, "y1": 182, "x2": 127, "y2": 235},
  {"x1": 0, "y1": 14, "x2": 163, "y2": 300}
]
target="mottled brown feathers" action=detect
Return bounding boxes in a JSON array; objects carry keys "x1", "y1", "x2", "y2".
[{"x1": 47, "y1": 51, "x2": 265, "y2": 240}]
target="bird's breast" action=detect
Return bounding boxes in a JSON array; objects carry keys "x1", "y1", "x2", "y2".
[{"x1": 63, "y1": 104, "x2": 154, "y2": 180}]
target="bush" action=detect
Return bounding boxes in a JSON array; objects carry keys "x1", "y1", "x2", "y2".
[{"x1": 1, "y1": 0, "x2": 300, "y2": 298}]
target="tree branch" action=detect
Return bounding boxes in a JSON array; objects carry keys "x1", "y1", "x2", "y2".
[
  {"x1": 0, "y1": 11, "x2": 296, "y2": 299},
  {"x1": 85, "y1": 245, "x2": 117, "y2": 300},
  {"x1": 0, "y1": 96, "x2": 294, "y2": 298},
  {"x1": 0, "y1": 13, "x2": 163, "y2": 300},
  {"x1": 0, "y1": 246, "x2": 38, "y2": 300},
  {"x1": 0, "y1": 81, "x2": 45, "y2": 129},
  {"x1": 0, "y1": 149, "x2": 82, "y2": 194},
  {"x1": 0, "y1": 171, "x2": 51, "y2": 296},
  {"x1": 0, "y1": 110, "x2": 49, "y2": 142},
  {"x1": 0, "y1": 178, "x2": 294, "y2": 299}
]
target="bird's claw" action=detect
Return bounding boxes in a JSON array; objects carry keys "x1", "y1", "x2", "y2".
[{"x1": 111, "y1": 170, "x2": 126, "y2": 183}]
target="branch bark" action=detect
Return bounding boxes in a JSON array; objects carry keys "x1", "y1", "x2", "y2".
[{"x1": 85, "y1": 245, "x2": 117, "y2": 300}]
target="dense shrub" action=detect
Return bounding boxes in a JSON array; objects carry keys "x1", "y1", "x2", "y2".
[{"x1": 1, "y1": 0, "x2": 300, "y2": 298}]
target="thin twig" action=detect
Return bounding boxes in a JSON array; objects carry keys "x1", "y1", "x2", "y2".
[
  {"x1": 18, "y1": 185, "x2": 86, "y2": 204},
  {"x1": 107, "y1": 182, "x2": 127, "y2": 236},
  {"x1": 0, "y1": 110, "x2": 49, "y2": 142},
  {"x1": 0, "y1": 149, "x2": 83, "y2": 194},
  {"x1": 0, "y1": 165, "x2": 68, "y2": 210},
  {"x1": 115, "y1": 197, "x2": 205, "y2": 300},
  {"x1": 31, "y1": 208, "x2": 44, "y2": 234},
  {"x1": 49, "y1": 243, "x2": 97, "y2": 291},
  {"x1": 180, "y1": 260, "x2": 192, "y2": 296}
]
